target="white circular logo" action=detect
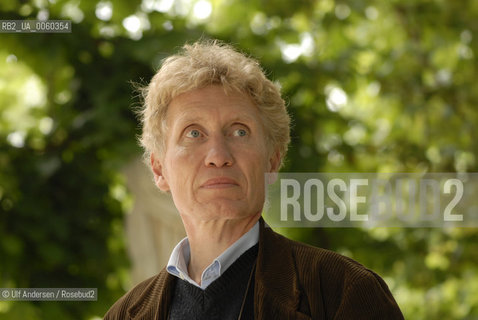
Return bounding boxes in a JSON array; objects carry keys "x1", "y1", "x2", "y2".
[{"x1": 1, "y1": 290, "x2": 10, "y2": 298}]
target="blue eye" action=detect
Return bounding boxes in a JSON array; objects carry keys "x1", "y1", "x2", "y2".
[
  {"x1": 186, "y1": 129, "x2": 201, "y2": 138},
  {"x1": 234, "y1": 129, "x2": 248, "y2": 137}
]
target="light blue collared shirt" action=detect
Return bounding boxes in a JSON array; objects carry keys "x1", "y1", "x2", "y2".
[{"x1": 166, "y1": 221, "x2": 259, "y2": 290}]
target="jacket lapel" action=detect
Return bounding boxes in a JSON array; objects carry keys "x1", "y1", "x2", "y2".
[
  {"x1": 254, "y1": 218, "x2": 302, "y2": 319},
  {"x1": 127, "y1": 269, "x2": 176, "y2": 320}
]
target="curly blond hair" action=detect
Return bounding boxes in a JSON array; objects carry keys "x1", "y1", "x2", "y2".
[{"x1": 138, "y1": 39, "x2": 291, "y2": 168}]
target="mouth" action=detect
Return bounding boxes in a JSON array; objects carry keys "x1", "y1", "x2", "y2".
[{"x1": 201, "y1": 177, "x2": 239, "y2": 189}]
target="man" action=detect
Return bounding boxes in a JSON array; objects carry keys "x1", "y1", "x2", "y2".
[{"x1": 104, "y1": 40, "x2": 404, "y2": 319}]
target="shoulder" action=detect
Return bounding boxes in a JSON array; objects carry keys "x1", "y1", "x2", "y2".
[
  {"x1": 263, "y1": 228, "x2": 403, "y2": 319},
  {"x1": 288, "y1": 236, "x2": 387, "y2": 295},
  {"x1": 288, "y1": 234, "x2": 370, "y2": 280},
  {"x1": 265, "y1": 227, "x2": 368, "y2": 279},
  {"x1": 277, "y1": 231, "x2": 389, "y2": 292},
  {"x1": 104, "y1": 270, "x2": 170, "y2": 320}
]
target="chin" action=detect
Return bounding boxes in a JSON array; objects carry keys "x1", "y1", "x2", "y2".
[{"x1": 201, "y1": 200, "x2": 259, "y2": 220}]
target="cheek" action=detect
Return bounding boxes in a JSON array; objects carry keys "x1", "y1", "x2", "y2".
[
  {"x1": 242, "y1": 151, "x2": 269, "y2": 184},
  {"x1": 166, "y1": 152, "x2": 196, "y2": 188}
]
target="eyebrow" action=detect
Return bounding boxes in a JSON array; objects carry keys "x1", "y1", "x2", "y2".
[{"x1": 173, "y1": 113, "x2": 258, "y2": 127}]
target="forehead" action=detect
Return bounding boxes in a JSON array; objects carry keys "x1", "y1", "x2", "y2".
[{"x1": 166, "y1": 85, "x2": 260, "y2": 125}]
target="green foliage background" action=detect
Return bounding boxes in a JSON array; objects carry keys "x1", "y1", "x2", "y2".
[{"x1": 1, "y1": 0, "x2": 477, "y2": 319}]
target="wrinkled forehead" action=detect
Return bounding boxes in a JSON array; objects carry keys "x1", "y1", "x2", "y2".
[{"x1": 164, "y1": 85, "x2": 262, "y2": 127}]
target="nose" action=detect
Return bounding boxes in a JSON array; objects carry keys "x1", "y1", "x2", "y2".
[{"x1": 204, "y1": 136, "x2": 234, "y2": 168}]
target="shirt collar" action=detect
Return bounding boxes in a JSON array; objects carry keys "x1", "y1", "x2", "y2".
[{"x1": 166, "y1": 221, "x2": 259, "y2": 289}]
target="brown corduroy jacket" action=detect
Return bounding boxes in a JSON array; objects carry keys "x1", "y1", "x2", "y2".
[{"x1": 104, "y1": 219, "x2": 404, "y2": 319}]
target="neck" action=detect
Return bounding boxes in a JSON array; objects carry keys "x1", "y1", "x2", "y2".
[{"x1": 181, "y1": 213, "x2": 260, "y2": 285}]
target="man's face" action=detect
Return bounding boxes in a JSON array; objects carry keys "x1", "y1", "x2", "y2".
[{"x1": 151, "y1": 85, "x2": 280, "y2": 222}]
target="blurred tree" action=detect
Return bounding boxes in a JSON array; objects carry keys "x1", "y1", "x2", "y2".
[{"x1": 0, "y1": 0, "x2": 477, "y2": 319}]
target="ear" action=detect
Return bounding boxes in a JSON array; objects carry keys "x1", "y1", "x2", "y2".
[
  {"x1": 150, "y1": 153, "x2": 170, "y2": 192},
  {"x1": 266, "y1": 149, "x2": 281, "y2": 185},
  {"x1": 268, "y1": 149, "x2": 281, "y2": 173}
]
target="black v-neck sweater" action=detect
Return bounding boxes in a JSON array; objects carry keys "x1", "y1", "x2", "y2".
[{"x1": 168, "y1": 244, "x2": 258, "y2": 320}]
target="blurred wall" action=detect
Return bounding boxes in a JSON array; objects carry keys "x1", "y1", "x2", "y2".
[{"x1": 122, "y1": 157, "x2": 185, "y2": 286}]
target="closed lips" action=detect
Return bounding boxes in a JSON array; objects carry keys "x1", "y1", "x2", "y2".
[{"x1": 201, "y1": 177, "x2": 239, "y2": 188}]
